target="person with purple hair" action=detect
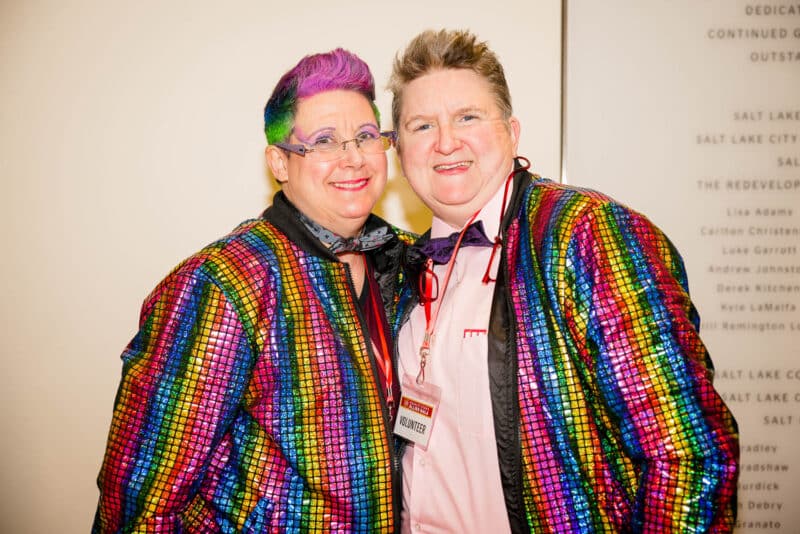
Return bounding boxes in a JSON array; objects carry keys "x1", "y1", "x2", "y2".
[{"x1": 93, "y1": 48, "x2": 413, "y2": 532}]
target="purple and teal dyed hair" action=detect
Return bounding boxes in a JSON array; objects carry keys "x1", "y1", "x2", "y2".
[{"x1": 264, "y1": 48, "x2": 380, "y2": 145}]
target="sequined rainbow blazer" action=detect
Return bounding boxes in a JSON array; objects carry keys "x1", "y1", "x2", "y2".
[
  {"x1": 395, "y1": 166, "x2": 739, "y2": 532},
  {"x1": 93, "y1": 192, "x2": 414, "y2": 533}
]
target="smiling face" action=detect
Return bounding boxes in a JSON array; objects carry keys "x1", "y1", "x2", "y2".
[
  {"x1": 266, "y1": 89, "x2": 388, "y2": 238},
  {"x1": 396, "y1": 68, "x2": 520, "y2": 228}
]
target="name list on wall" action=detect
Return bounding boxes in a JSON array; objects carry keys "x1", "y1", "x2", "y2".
[
  {"x1": 566, "y1": 1, "x2": 800, "y2": 530},
  {"x1": 696, "y1": 3, "x2": 798, "y2": 530}
]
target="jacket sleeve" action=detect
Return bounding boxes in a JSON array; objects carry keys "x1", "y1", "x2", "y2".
[
  {"x1": 574, "y1": 202, "x2": 739, "y2": 532},
  {"x1": 92, "y1": 268, "x2": 254, "y2": 533}
]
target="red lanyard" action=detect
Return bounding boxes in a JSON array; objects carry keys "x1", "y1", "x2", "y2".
[
  {"x1": 362, "y1": 255, "x2": 395, "y2": 410},
  {"x1": 416, "y1": 210, "x2": 481, "y2": 385},
  {"x1": 415, "y1": 157, "x2": 531, "y2": 385}
]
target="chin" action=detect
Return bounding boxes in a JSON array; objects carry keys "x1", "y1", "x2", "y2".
[
  {"x1": 338, "y1": 205, "x2": 375, "y2": 221},
  {"x1": 433, "y1": 191, "x2": 479, "y2": 209},
  {"x1": 430, "y1": 180, "x2": 477, "y2": 199}
]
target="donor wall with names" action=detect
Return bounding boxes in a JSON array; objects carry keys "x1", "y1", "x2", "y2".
[{"x1": 565, "y1": 1, "x2": 799, "y2": 530}]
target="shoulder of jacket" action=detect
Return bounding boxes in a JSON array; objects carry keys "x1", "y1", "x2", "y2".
[
  {"x1": 529, "y1": 180, "x2": 640, "y2": 218},
  {"x1": 155, "y1": 218, "x2": 287, "y2": 291},
  {"x1": 391, "y1": 226, "x2": 420, "y2": 245}
]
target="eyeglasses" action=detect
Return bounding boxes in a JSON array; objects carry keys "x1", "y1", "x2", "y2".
[{"x1": 276, "y1": 131, "x2": 396, "y2": 161}]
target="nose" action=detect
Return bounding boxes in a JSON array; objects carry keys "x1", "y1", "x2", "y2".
[
  {"x1": 340, "y1": 139, "x2": 366, "y2": 166},
  {"x1": 435, "y1": 123, "x2": 460, "y2": 154}
]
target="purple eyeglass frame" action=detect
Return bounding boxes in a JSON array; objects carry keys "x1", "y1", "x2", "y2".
[{"x1": 276, "y1": 131, "x2": 396, "y2": 157}]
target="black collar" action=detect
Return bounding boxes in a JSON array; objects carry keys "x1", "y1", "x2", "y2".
[
  {"x1": 501, "y1": 157, "x2": 541, "y2": 234},
  {"x1": 261, "y1": 191, "x2": 398, "y2": 262}
]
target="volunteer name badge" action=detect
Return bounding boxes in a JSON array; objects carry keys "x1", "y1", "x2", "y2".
[{"x1": 393, "y1": 374, "x2": 441, "y2": 449}]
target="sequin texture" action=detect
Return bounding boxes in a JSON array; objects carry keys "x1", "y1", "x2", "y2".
[
  {"x1": 93, "y1": 194, "x2": 412, "y2": 533},
  {"x1": 396, "y1": 172, "x2": 739, "y2": 532}
]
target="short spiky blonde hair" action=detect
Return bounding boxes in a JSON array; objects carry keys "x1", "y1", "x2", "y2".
[{"x1": 388, "y1": 29, "x2": 512, "y2": 130}]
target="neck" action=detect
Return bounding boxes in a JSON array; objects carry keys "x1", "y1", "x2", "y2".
[
  {"x1": 435, "y1": 199, "x2": 492, "y2": 230},
  {"x1": 334, "y1": 219, "x2": 368, "y2": 239},
  {"x1": 315, "y1": 214, "x2": 368, "y2": 239}
]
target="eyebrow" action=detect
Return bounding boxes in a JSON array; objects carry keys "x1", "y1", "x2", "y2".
[
  {"x1": 403, "y1": 106, "x2": 488, "y2": 127},
  {"x1": 454, "y1": 106, "x2": 487, "y2": 116}
]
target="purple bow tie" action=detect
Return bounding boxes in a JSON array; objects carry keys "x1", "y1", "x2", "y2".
[{"x1": 415, "y1": 221, "x2": 493, "y2": 264}]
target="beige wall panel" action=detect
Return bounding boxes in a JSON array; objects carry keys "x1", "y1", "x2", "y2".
[
  {"x1": 0, "y1": 1, "x2": 561, "y2": 531},
  {"x1": 565, "y1": 1, "x2": 800, "y2": 530}
]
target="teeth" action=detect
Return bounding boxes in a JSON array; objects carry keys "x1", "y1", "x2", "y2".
[
  {"x1": 435, "y1": 161, "x2": 469, "y2": 171},
  {"x1": 335, "y1": 179, "x2": 368, "y2": 190}
]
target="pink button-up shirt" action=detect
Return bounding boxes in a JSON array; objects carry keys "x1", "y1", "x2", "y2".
[{"x1": 397, "y1": 181, "x2": 512, "y2": 534}]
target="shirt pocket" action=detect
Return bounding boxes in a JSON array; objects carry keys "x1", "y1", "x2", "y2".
[{"x1": 457, "y1": 334, "x2": 494, "y2": 437}]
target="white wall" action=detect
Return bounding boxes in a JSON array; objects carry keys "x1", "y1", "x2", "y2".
[{"x1": 0, "y1": 1, "x2": 561, "y2": 531}]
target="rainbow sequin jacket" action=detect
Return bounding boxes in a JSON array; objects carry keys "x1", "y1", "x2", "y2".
[
  {"x1": 395, "y1": 168, "x2": 739, "y2": 532},
  {"x1": 93, "y1": 192, "x2": 415, "y2": 533}
]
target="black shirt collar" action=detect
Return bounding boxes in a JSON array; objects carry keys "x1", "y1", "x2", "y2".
[{"x1": 261, "y1": 191, "x2": 397, "y2": 261}]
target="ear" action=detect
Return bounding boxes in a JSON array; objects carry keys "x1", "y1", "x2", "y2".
[
  {"x1": 508, "y1": 116, "x2": 521, "y2": 154},
  {"x1": 266, "y1": 145, "x2": 289, "y2": 184}
]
